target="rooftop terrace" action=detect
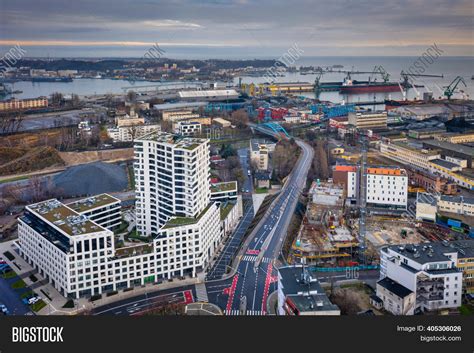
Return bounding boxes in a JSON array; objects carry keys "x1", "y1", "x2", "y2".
[
  {"x1": 136, "y1": 131, "x2": 207, "y2": 151},
  {"x1": 27, "y1": 199, "x2": 105, "y2": 236},
  {"x1": 67, "y1": 193, "x2": 120, "y2": 213}
]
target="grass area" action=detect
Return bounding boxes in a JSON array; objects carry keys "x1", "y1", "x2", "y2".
[
  {"x1": 1, "y1": 270, "x2": 17, "y2": 279},
  {"x1": 114, "y1": 220, "x2": 129, "y2": 235},
  {"x1": 21, "y1": 290, "x2": 35, "y2": 299},
  {"x1": 0, "y1": 175, "x2": 30, "y2": 184},
  {"x1": 126, "y1": 230, "x2": 151, "y2": 243},
  {"x1": 459, "y1": 304, "x2": 473, "y2": 315},
  {"x1": 31, "y1": 299, "x2": 47, "y2": 313},
  {"x1": 11, "y1": 279, "x2": 27, "y2": 289},
  {"x1": 255, "y1": 187, "x2": 269, "y2": 194}
]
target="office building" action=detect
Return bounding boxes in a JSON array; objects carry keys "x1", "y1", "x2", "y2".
[{"x1": 67, "y1": 194, "x2": 121, "y2": 231}]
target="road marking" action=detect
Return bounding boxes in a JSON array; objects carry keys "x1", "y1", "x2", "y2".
[{"x1": 225, "y1": 275, "x2": 239, "y2": 312}]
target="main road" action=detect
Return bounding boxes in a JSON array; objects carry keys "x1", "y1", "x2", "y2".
[{"x1": 93, "y1": 131, "x2": 313, "y2": 316}]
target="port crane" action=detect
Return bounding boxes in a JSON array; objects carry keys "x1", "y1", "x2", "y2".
[
  {"x1": 400, "y1": 71, "x2": 444, "y2": 88},
  {"x1": 443, "y1": 76, "x2": 467, "y2": 100}
]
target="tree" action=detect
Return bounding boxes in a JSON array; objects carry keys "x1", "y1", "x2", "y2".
[
  {"x1": 126, "y1": 90, "x2": 137, "y2": 103},
  {"x1": 50, "y1": 92, "x2": 64, "y2": 106}
]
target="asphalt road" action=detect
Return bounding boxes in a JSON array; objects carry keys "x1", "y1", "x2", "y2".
[{"x1": 206, "y1": 138, "x2": 314, "y2": 315}]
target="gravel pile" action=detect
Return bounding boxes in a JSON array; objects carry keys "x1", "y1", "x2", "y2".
[{"x1": 53, "y1": 161, "x2": 128, "y2": 197}]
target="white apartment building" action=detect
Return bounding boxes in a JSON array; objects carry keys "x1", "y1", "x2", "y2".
[
  {"x1": 366, "y1": 167, "x2": 408, "y2": 209},
  {"x1": 380, "y1": 242, "x2": 463, "y2": 313},
  {"x1": 134, "y1": 132, "x2": 211, "y2": 236},
  {"x1": 333, "y1": 164, "x2": 407, "y2": 209},
  {"x1": 174, "y1": 121, "x2": 202, "y2": 136},
  {"x1": 107, "y1": 124, "x2": 161, "y2": 143},
  {"x1": 17, "y1": 198, "x2": 222, "y2": 298},
  {"x1": 67, "y1": 194, "x2": 122, "y2": 230},
  {"x1": 17, "y1": 199, "x2": 115, "y2": 298}
]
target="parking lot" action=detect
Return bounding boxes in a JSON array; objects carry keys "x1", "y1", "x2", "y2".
[{"x1": 0, "y1": 263, "x2": 32, "y2": 316}]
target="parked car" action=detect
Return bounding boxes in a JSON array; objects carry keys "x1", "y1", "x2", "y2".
[
  {"x1": 0, "y1": 304, "x2": 9, "y2": 315},
  {"x1": 28, "y1": 297, "x2": 41, "y2": 305}
]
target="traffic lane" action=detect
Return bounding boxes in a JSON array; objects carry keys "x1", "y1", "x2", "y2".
[
  {"x1": 0, "y1": 276, "x2": 31, "y2": 316},
  {"x1": 112, "y1": 291, "x2": 193, "y2": 316},
  {"x1": 92, "y1": 285, "x2": 196, "y2": 315}
]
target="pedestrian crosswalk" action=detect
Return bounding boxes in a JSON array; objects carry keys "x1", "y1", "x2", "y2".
[
  {"x1": 241, "y1": 255, "x2": 273, "y2": 263},
  {"x1": 224, "y1": 310, "x2": 265, "y2": 316},
  {"x1": 195, "y1": 283, "x2": 208, "y2": 302}
]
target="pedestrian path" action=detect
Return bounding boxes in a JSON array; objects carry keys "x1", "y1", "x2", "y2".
[
  {"x1": 195, "y1": 283, "x2": 208, "y2": 303},
  {"x1": 241, "y1": 255, "x2": 273, "y2": 263},
  {"x1": 224, "y1": 310, "x2": 264, "y2": 316}
]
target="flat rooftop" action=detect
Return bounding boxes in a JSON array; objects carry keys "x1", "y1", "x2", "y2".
[
  {"x1": 67, "y1": 193, "x2": 120, "y2": 213},
  {"x1": 423, "y1": 139, "x2": 474, "y2": 156},
  {"x1": 136, "y1": 131, "x2": 207, "y2": 150},
  {"x1": 27, "y1": 199, "x2": 104, "y2": 236},
  {"x1": 386, "y1": 240, "x2": 474, "y2": 266},
  {"x1": 211, "y1": 181, "x2": 237, "y2": 193},
  {"x1": 114, "y1": 243, "x2": 153, "y2": 259},
  {"x1": 161, "y1": 204, "x2": 212, "y2": 230}
]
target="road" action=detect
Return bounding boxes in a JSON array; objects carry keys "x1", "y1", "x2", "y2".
[
  {"x1": 206, "y1": 138, "x2": 313, "y2": 315},
  {"x1": 205, "y1": 148, "x2": 254, "y2": 281},
  {"x1": 94, "y1": 131, "x2": 314, "y2": 316}
]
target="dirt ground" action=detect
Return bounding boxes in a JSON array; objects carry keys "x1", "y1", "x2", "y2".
[
  {"x1": 327, "y1": 283, "x2": 383, "y2": 315},
  {"x1": 366, "y1": 218, "x2": 425, "y2": 247}
]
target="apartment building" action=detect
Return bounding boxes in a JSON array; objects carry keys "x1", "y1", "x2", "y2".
[
  {"x1": 379, "y1": 242, "x2": 463, "y2": 313},
  {"x1": 174, "y1": 121, "x2": 202, "y2": 136},
  {"x1": 348, "y1": 111, "x2": 387, "y2": 130},
  {"x1": 250, "y1": 140, "x2": 269, "y2": 171},
  {"x1": 366, "y1": 167, "x2": 408, "y2": 210},
  {"x1": 333, "y1": 164, "x2": 408, "y2": 209},
  {"x1": 17, "y1": 199, "x2": 115, "y2": 298},
  {"x1": 67, "y1": 194, "x2": 122, "y2": 231},
  {"x1": 0, "y1": 97, "x2": 48, "y2": 111},
  {"x1": 107, "y1": 124, "x2": 161, "y2": 142},
  {"x1": 134, "y1": 132, "x2": 212, "y2": 236}
]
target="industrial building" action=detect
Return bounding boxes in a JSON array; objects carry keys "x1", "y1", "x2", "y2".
[
  {"x1": 348, "y1": 111, "x2": 387, "y2": 130},
  {"x1": 422, "y1": 139, "x2": 474, "y2": 168},
  {"x1": 0, "y1": 97, "x2": 48, "y2": 111},
  {"x1": 178, "y1": 89, "x2": 239, "y2": 102}
]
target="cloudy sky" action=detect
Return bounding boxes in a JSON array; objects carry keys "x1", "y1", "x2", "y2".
[{"x1": 0, "y1": 0, "x2": 473, "y2": 58}]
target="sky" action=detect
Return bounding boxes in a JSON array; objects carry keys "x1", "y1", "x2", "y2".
[{"x1": 0, "y1": 0, "x2": 473, "y2": 58}]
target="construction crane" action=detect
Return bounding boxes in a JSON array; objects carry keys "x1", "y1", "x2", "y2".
[
  {"x1": 357, "y1": 130, "x2": 369, "y2": 265},
  {"x1": 400, "y1": 71, "x2": 444, "y2": 88},
  {"x1": 444, "y1": 76, "x2": 467, "y2": 100}
]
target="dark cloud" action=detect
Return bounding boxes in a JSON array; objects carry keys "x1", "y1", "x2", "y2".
[{"x1": 0, "y1": 0, "x2": 472, "y2": 56}]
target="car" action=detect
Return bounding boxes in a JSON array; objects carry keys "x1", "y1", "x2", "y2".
[
  {"x1": 28, "y1": 297, "x2": 41, "y2": 305},
  {"x1": 0, "y1": 304, "x2": 9, "y2": 315}
]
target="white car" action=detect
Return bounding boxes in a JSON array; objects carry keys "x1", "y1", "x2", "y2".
[{"x1": 28, "y1": 297, "x2": 40, "y2": 305}]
